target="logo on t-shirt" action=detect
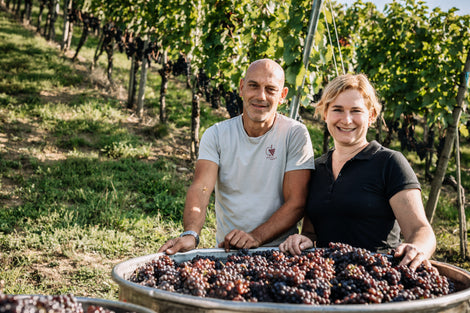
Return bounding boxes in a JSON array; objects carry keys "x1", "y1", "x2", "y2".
[{"x1": 265, "y1": 145, "x2": 277, "y2": 160}]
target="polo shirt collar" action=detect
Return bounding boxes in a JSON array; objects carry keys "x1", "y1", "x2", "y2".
[
  {"x1": 317, "y1": 140, "x2": 381, "y2": 166},
  {"x1": 354, "y1": 140, "x2": 381, "y2": 160}
]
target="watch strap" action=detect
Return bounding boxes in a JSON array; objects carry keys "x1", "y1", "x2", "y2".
[{"x1": 180, "y1": 230, "x2": 199, "y2": 247}]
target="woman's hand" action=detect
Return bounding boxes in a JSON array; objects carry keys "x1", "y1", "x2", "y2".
[
  {"x1": 390, "y1": 189, "x2": 437, "y2": 272},
  {"x1": 394, "y1": 243, "x2": 436, "y2": 273},
  {"x1": 279, "y1": 234, "x2": 314, "y2": 255}
]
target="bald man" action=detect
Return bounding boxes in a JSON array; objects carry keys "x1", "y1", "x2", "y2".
[{"x1": 158, "y1": 59, "x2": 315, "y2": 254}]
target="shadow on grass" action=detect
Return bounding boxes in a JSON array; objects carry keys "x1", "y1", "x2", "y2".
[{"x1": 0, "y1": 153, "x2": 187, "y2": 232}]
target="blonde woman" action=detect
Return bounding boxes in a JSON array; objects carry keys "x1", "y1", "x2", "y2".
[{"x1": 279, "y1": 74, "x2": 436, "y2": 270}]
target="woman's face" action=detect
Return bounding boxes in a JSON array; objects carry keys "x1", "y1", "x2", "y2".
[{"x1": 325, "y1": 89, "x2": 371, "y2": 148}]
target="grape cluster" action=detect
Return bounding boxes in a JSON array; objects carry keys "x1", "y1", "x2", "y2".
[
  {"x1": 224, "y1": 91, "x2": 243, "y2": 118},
  {"x1": 124, "y1": 36, "x2": 145, "y2": 61},
  {"x1": 101, "y1": 22, "x2": 125, "y2": 54},
  {"x1": 130, "y1": 242, "x2": 456, "y2": 305},
  {"x1": 171, "y1": 54, "x2": 190, "y2": 77},
  {"x1": 0, "y1": 294, "x2": 114, "y2": 313}
]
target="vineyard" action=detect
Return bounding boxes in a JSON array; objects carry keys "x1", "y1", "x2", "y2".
[{"x1": 0, "y1": 0, "x2": 469, "y2": 300}]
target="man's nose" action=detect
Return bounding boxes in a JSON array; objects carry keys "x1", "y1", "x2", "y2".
[{"x1": 256, "y1": 88, "x2": 267, "y2": 100}]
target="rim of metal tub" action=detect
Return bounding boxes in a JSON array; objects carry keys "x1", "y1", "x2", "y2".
[{"x1": 111, "y1": 248, "x2": 470, "y2": 313}]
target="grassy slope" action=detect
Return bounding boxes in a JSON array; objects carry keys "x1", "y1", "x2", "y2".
[
  {"x1": 0, "y1": 5, "x2": 468, "y2": 299},
  {"x1": 0, "y1": 7, "x2": 223, "y2": 297}
]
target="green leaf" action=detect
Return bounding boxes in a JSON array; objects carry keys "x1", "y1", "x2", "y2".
[
  {"x1": 285, "y1": 62, "x2": 303, "y2": 87},
  {"x1": 460, "y1": 124, "x2": 469, "y2": 138}
]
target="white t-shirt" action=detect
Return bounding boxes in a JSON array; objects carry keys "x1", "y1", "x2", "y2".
[{"x1": 198, "y1": 113, "x2": 315, "y2": 246}]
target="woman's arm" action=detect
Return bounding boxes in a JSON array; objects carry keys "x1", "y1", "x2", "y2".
[{"x1": 390, "y1": 188, "x2": 436, "y2": 270}]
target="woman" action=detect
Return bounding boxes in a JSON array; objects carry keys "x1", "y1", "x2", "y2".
[{"x1": 279, "y1": 74, "x2": 436, "y2": 270}]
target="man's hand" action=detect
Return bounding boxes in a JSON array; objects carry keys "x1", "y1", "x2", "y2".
[
  {"x1": 218, "y1": 229, "x2": 261, "y2": 252},
  {"x1": 158, "y1": 236, "x2": 197, "y2": 255}
]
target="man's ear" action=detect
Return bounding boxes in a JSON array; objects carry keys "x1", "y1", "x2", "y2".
[
  {"x1": 280, "y1": 87, "x2": 288, "y2": 103},
  {"x1": 239, "y1": 78, "x2": 245, "y2": 93}
]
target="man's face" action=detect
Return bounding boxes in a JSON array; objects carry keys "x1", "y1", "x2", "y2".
[{"x1": 239, "y1": 60, "x2": 288, "y2": 126}]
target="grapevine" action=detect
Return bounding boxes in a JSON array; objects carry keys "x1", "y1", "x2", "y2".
[{"x1": 130, "y1": 242, "x2": 455, "y2": 305}]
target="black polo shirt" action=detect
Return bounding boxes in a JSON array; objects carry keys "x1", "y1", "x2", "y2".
[{"x1": 306, "y1": 141, "x2": 421, "y2": 252}]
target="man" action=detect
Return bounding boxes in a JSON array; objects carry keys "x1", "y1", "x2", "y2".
[{"x1": 158, "y1": 59, "x2": 314, "y2": 254}]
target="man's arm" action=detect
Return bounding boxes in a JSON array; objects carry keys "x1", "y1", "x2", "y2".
[
  {"x1": 158, "y1": 159, "x2": 218, "y2": 254},
  {"x1": 220, "y1": 169, "x2": 311, "y2": 250}
]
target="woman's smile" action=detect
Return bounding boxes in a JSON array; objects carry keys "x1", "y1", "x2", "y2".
[{"x1": 337, "y1": 126, "x2": 355, "y2": 132}]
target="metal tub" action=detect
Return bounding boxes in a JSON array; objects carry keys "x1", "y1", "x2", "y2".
[
  {"x1": 111, "y1": 248, "x2": 470, "y2": 313},
  {"x1": 77, "y1": 296, "x2": 157, "y2": 313}
]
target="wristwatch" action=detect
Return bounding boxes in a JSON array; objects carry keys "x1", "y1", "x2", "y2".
[{"x1": 180, "y1": 230, "x2": 200, "y2": 247}]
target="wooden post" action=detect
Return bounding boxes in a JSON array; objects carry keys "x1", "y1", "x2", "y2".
[{"x1": 455, "y1": 123, "x2": 468, "y2": 258}]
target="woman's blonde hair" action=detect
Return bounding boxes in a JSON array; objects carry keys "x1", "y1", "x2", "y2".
[{"x1": 315, "y1": 74, "x2": 381, "y2": 123}]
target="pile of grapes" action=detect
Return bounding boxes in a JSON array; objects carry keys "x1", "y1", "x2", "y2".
[
  {"x1": 130, "y1": 242, "x2": 455, "y2": 305},
  {"x1": 0, "y1": 294, "x2": 114, "y2": 313}
]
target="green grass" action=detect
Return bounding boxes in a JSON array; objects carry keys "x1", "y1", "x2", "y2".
[
  {"x1": 0, "y1": 8, "x2": 217, "y2": 297},
  {"x1": 0, "y1": 3, "x2": 469, "y2": 301}
]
